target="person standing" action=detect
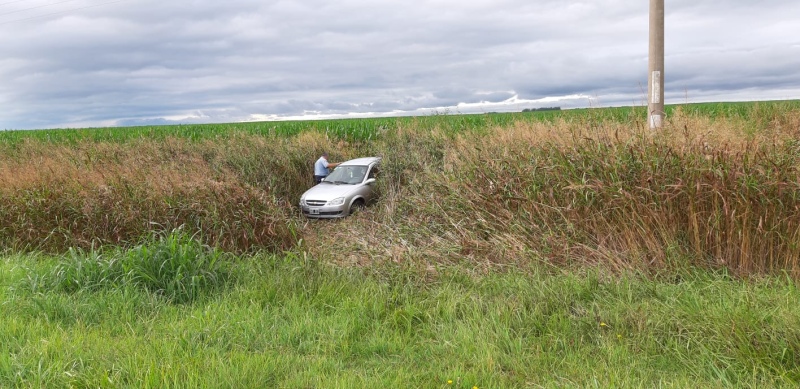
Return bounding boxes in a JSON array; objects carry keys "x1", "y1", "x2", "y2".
[{"x1": 314, "y1": 152, "x2": 340, "y2": 184}]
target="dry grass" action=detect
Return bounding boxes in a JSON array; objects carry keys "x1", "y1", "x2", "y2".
[
  {"x1": 304, "y1": 107, "x2": 800, "y2": 278},
  {"x1": 0, "y1": 137, "x2": 298, "y2": 252},
  {"x1": 3, "y1": 105, "x2": 800, "y2": 277}
]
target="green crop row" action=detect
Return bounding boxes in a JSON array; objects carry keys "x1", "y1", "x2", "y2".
[{"x1": 3, "y1": 100, "x2": 798, "y2": 146}]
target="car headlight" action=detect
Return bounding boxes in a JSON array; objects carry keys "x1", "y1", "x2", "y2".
[
  {"x1": 299, "y1": 195, "x2": 306, "y2": 206},
  {"x1": 327, "y1": 197, "x2": 345, "y2": 206}
]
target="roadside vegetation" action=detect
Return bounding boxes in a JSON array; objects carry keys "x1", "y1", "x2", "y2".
[
  {"x1": 2, "y1": 100, "x2": 800, "y2": 276},
  {"x1": 2, "y1": 100, "x2": 800, "y2": 386},
  {"x1": 3, "y1": 237, "x2": 800, "y2": 387}
]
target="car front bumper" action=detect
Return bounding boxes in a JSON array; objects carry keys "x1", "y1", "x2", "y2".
[{"x1": 300, "y1": 204, "x2": 347, "y2": 218}]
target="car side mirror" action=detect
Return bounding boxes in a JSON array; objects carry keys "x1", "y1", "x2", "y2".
[{"x1": 364, "y1": 178, "x2": 376, "y2": 185}]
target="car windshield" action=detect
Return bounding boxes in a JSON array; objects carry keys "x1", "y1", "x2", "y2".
[{"x1": 324, "y1": 165, "x2": 368, "y2": 185}]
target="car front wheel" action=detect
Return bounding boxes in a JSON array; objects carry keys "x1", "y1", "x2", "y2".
[{"x1": 349, "y1": 199, "x2": 366, "y2": 215}]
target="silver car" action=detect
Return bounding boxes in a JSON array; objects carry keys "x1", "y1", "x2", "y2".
[{"x1": 299, "y1": 157, "x2": 381, "y2": 218}]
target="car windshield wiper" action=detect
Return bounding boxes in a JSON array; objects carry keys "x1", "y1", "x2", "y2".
[{"x1": 330, "y1": 180, "x2": 348, "y2": 185}]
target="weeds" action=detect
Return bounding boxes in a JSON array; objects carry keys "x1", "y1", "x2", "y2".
[
  {"x1": 3, "y1": 254, "x2": 800, "y2": 387},
  {"x1": 26, "y1": 230, "x2": 232, "y2": 304},
  {"x1": 2, "y1": 101, "x2": 800, "y2": 277}
]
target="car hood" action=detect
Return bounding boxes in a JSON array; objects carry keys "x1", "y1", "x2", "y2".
[{"x1": 302, "y1": 183, "x2": 360, "y2": 200}]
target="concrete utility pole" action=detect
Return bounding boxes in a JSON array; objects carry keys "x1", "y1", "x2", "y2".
[{"x1": 648, "y1": 0, "x2": 665, "y2": 129}]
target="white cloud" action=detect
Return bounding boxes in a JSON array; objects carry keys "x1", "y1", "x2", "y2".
[{"x1": 1, "y1": 0, "x2": 799, "y2": 130}]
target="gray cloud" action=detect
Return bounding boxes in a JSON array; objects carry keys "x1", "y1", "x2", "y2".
[{"x1": 1, "y1": 0, "x2": 799, "y2": 129}]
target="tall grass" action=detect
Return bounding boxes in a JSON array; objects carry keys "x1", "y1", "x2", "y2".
[
  {"x1": 25, "y1": 230, "x2": 232, "y2": 304},
  {"x1": 0, "y1": 137, "x2": 298, "y2": 253},
  {"x1": 2, "y1": 101, "x2": 800, "y2": 277},
  {"x1": 305, "y1": 102, "x2": 800, "y2": 277}
]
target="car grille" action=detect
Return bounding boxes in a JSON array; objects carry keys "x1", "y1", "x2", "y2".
[
  {"x1": 303, "y1": 210, "x2": 343, "y2": 216},
  {"x1": 305, "y1": 200, "x2": 327, "y2": 206}
]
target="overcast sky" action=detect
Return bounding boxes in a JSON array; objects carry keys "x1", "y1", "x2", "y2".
[{"x1": 1, "y1": 0, "x2": 799, "y2": 130}]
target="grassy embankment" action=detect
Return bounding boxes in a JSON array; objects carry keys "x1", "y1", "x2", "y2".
[
  {"x1": 2, "y1": 101, "x2": 800, "y2": 275},
  {"x1": 2, "y1": 100, "x2": 800, "y2": 386},
  {"x1": 2, "y1": 233, "x2": 799, "y2": 387}
]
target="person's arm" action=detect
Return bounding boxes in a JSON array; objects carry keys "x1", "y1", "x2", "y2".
[{"x1": 328, "y1": 162, "x2": 341, "y2": 168}]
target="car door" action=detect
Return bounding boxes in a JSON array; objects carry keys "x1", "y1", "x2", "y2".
[{"x1": 364, "y1": 163, "x2": 380, "y2": 203}]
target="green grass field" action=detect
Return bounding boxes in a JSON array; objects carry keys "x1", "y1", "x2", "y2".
[
  {"x1": 3, "y1": 100, "x2": 799, "y2": 145},
  {"x1": 3, "y1": 100, "x2": 800, "y2": 387},
  {"x1": 3, "y1": 235, "x2": 799, "y2": 388}
]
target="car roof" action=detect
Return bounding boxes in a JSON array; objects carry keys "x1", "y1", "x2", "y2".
[{"x1": 339, "y1": 157, "x2": 381, "y2": 166}]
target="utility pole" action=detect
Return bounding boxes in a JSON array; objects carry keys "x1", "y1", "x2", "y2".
[{"x1": 648, "y1": 0, "x2": 665, "y2": 129}]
